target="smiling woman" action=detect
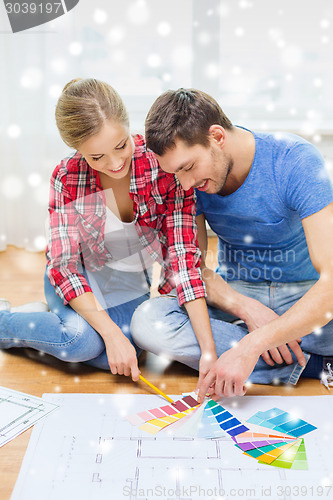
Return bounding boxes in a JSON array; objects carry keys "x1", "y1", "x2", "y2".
[
  {"x1": 79, "y1": 121, "x2": 134, "y2": 178},
  {"x1": 0, "y1": 77, "x2": 211, "y2": 383}
]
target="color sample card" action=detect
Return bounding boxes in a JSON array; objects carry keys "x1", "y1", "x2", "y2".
[
  {"x1": 205, "y1": 400, "x2": 249, "y2": 437},
  {"x1": 138, "y1": 408, "x2": 195, "y2": 435},
  {"x1": 171, "y1": 400, "x2": 207, "y2": 437},
  {"x1": 232, "y1": 429, "x2": 295, "y2": 442},
  {"x1": 289, "y1": 439, "x2": 308, "y2": 470},
  {"x1": 126, "y1": 398, "x2": 316, "y2": 470},
  {"x1": 243, "y1": 440, "x2": 296, "y2": 460},
  {"x1": 127, "y1": 394, "x2": 199, "y2": 427},
  {"x1": 197, "y1": 405, "x2": 227, "y2": 439},
  {"x1": 254, "y1": 440, "x2": 299, "y2": 464},
  {"x1": 163, "y1": 405, "x2": 202, "y2": 436},
  {"x1": 241, "y1": 408, "x2": 316, "y2": 469},
  {"x1": 259, "y1": 438, "x2": 303, "y2": 468},
  {"x1": 247, "y1": 407, "x2": 317, "y2": 437},
  {"x1": 242, "y1": 421, "x2": 296, "y2": 439},
  {"x1": 128, "y1": 396, "x2": 249, "y2": 439},
  {"x1": 236, "y1": 438, "x2": 296, "y2": 452}
]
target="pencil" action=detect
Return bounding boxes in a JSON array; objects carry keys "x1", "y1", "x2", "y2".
[{"x1": 139, "y1": 375, "x2": 174, "y2": 403}]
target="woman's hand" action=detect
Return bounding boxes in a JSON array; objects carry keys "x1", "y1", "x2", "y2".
[
  {"x1": 104, "y1": 326, "x2": 140, "y2": 381},
  {"x1": 69, "y1": 293, "x2": 140, "y2": 381}
]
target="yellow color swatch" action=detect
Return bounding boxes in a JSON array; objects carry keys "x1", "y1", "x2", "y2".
[
  {"x1": 138, "y1": 408, "x2": 194, "y2": 435},
  {"x1": 256, "y1": 440, "x2": 298, "y2": 464}
]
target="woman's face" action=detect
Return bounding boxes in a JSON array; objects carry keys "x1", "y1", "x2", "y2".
[{"x1": 78, "y1": 120, "x2": 134, "y2": 180}]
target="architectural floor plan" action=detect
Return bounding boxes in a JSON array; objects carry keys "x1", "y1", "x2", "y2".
[
  {"x1": 11, "y1": 394, "x2": 333, "y2": 500},
  {"x1": 0, "y1": 386, "x2": 58, "y2": 448}
]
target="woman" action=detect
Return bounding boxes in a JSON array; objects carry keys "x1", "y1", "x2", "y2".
[{"x1": 0, "y1": 78, "x2": 217, "y2": 381}]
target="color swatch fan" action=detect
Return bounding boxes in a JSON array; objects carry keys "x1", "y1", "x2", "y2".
[
  {"x1": 126, "y1": 394, "x2": 200, "y2": 434},
  {"x1": 127, "y1": 395, "x2": 317, "y2": 469},
  {"x1": 237, "y1": 407, "x2": 317, "y2": 469}
]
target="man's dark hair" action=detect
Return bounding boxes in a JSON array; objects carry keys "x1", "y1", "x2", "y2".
[{"x1": 145, "y1": 88, "x2": 233, "y2": 156}]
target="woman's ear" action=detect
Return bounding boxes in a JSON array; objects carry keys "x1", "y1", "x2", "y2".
[{"x1": 208, "y1": 124, "x2": 226, "y2": 147}]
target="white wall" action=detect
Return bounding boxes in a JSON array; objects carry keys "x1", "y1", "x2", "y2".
[{"x1": 0, "y1": 0, "x2": 332, "y2": 250}]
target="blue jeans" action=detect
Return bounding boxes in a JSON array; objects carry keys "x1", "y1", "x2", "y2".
[
  {"x1": 0, "y1": 268, "x2": 149, "y2": 370},
  {"x1": 131, "y1": 280, "x2": 333, "y2": 385}
]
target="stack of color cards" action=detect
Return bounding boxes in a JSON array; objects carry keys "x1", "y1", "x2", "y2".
[
  {"x1": 126, "y1": 394, "x2": 200, "y2": 434},
  {"x1": 126, "y1": 394, "x2": 248, "y2": 438},
  {"x1": 236, "y1": 407, "x2": 317, "y2": 470},
  {"x1": 127, "y1": 397, "x2": 317, "y2": 469}
]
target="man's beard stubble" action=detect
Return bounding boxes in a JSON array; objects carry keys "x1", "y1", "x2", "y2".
[{"x1": 215, "y1": 157, "x2": 234, "y2": 196}]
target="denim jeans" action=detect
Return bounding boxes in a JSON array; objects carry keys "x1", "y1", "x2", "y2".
[
  {"x1": 0, "y1": 268, "x2": 149, "y2": 370},
  {"x1": 131, "y1": 280, "x2": 333, "y2": 385}
]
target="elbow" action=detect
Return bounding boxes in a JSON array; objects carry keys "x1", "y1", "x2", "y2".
[{"x1": 316, "y1": 271, "x2": 333, "y2": 304}]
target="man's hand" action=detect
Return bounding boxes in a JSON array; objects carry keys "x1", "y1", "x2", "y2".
[
  {"x1": 239, "y1": 298, "x2": 306, "y2": 367},
  {"x1": 261, "y1": 339, "x2": 306, "y2": 367},
  {"x1": 197, "y1": 338, "x2": 260, "y2": 401},
  {"x1": 196, "y1": 350, "x2": 218, "y2": 393},
  {"x1": 241, "y1": 296, "x2": 280, "y2": 332}
]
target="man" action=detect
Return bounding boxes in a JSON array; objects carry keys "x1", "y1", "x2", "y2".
[{"x1": 131, "y1": 88, "x2": 333, "y2": 399}]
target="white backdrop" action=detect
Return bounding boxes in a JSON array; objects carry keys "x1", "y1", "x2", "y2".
[{"x1": 0, "y1": 0, "x2": 332, "y2": 251}]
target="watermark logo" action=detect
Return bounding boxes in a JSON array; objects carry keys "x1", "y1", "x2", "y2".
[{"x1": 4, "y1": 0, "x2": 80, "y2": 33}]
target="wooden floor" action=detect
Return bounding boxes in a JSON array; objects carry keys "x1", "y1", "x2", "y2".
[{"x1": 0, "y1": 245, "x2": 330, "y2": 499}]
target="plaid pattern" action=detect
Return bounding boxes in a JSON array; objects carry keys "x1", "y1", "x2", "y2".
[{"x1": 46, "y1": 135, "x2": 205, "y2": 306}]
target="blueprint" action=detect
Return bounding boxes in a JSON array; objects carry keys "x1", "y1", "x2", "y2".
[
  {"x1": 11, "y1": 394, "x2": 333, "y2": 500},
  {"x1": 0, "y1": 386, "x2": 58, "y2": 448}
]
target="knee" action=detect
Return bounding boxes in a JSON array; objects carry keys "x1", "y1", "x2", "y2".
[
  {"x1": 59, "y1": 340, "x2": 105, "y2": 363},
  {"x1": 130, "y1": 300, "x2": 157, "y2": 347},
  {"x1": 130, "y1": 296, "x2": 179, "y2": 351},
  {"x1": 58, "y1": 319, "x2": 105, "y2": 363}
]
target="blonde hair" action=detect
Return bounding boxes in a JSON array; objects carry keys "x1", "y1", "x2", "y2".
[{"x1": 55, "y1": 78, "x2": 129, "y2": 149}]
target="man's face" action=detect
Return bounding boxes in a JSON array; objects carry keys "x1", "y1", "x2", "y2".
[{"x1": 155, "y1": 138, "x2": 233, "y2": 194}]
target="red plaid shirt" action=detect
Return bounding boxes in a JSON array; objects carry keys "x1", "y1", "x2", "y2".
[{"x1": 46, "y1": 135, "x2": 206, "y2": 306}]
